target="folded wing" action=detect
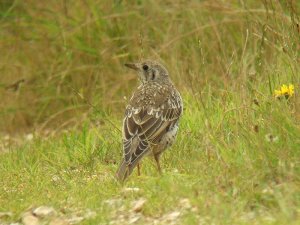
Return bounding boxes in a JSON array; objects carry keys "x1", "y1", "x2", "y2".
[{"x1": 122, "y1": 94, "x2": 183, "y2": 166}]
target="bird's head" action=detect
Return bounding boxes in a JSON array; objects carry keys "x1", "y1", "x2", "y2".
[{"x1": 125, "y1": 60, "x2": 169, "y2": 84}]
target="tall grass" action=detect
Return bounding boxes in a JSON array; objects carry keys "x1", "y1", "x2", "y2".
[{"x1": 0, "y1": 0, "x2": 298, "y2": 132}]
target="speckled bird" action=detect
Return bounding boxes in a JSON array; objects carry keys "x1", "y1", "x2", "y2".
[{"x1": 116, "y1": 60, "x2": 183, "y2": 182}]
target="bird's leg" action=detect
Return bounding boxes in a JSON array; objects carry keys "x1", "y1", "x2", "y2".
[
  {"x1": 137, "y1": 163, "x2": 141, "y2": 176},
  {"x1": 154, "y1": 154, "x2": 162, "y2": 175}
]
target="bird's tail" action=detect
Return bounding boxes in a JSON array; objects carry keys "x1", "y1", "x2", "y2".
[
  {"x1": 116, "y1": 159, "x2": 131, "y2": 182},
  {"x1": 116, "y1": 145, "x2": 150, "y2": 182},
  {"x1": 116, "y1": 158, "x2": 141, "y2": 182}
]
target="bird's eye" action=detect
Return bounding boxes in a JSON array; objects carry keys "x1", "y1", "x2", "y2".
[{"x1": 142, "y1": 64, "x2": 149, "y2": 71}]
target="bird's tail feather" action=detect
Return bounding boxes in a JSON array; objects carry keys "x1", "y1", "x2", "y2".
[
  {"x1": 116, "y1": 159, "x2": 138, "y2": 182},
  {"x1": 116, "y1": 159, "x2": 129, "y2": 182},
  {"x1": 115, "y1": 158, "x2": 142, "y2": 182},
  {"x1": 116, "y1": 147, "x2": 150, "y2": 182}
]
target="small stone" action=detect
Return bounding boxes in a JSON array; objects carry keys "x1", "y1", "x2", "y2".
[
  {"x1": 131, "y1": 198, "x2": 146, "y2": 213},
  {"x1": 22, "y1": 212, "x2": 40, "y2": 225},
  {"x1": 32, "y1": 206, "x2": 56, "y2": 218},
  {"x1": 67, "y1": 216, "x2": 84, "y2": 224},
  {"x1": 162, "y1": 211, "x2": 180, "y2": 222},
  {"x1": 0, "y1": 211, "x2": 13, "y2": 218}
]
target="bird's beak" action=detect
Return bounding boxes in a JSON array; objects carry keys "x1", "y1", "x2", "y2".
[{"x1": 124, "y1": 63, "x2": 139, "y2": 71}]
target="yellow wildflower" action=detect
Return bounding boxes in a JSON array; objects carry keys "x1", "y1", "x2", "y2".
[{"x1": 274, "y1": 84, "x2": 295, "y2": 99}]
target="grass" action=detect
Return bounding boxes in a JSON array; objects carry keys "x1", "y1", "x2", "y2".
[
  {"x1": 1, "y1": 91, "x2": 299, "y2": 224},
  {"x1": 0, "y1": 0, "x2": 299, "y2": 224}
]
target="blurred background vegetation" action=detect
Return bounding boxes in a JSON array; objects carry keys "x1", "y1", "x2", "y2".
[
  {"x1": 0, "y1": 0, "x2": 299, "y2": 134},
  {"x1": 0, "y1": 1, "x2": 299, "y2": 223}
]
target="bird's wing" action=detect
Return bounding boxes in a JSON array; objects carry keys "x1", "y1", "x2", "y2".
[{"x1": 122, "y1": 93, "x2": 183, "y2": 165}]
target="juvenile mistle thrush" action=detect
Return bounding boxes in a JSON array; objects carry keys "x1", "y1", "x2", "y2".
[{"x1": 116, "y1": 60, "x2": 183, "y2": 182}]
